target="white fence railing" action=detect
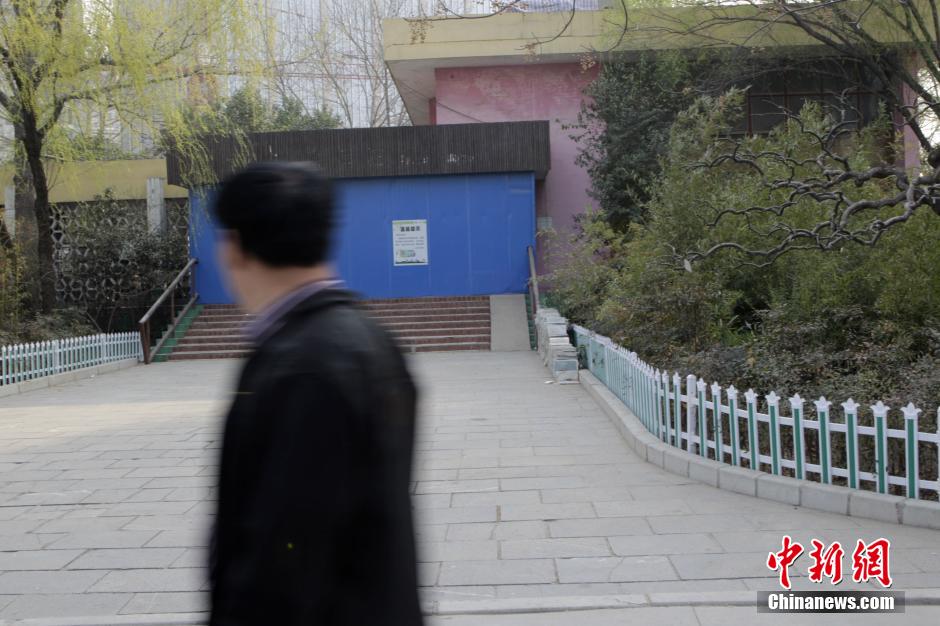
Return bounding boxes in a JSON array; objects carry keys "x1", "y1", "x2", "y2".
[
  {"x1": 571, "y1": 325, "x2": 940, "y2": 501},
  {"x1": 0, "y1": 333, "x2": 142, "y2": 387}
]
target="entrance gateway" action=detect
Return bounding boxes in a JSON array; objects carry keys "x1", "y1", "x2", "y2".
[{"x1": 166, "y1": 121, "x2": 551, "y2": 304}]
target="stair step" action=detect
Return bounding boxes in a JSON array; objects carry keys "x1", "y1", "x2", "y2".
[
  {"x1": 193, "y1": 314, "x2": 256, "y2": 322},
  {"x1": 395, "y1": 333, "x2": 490, "y2": 345},
  {"x1": 176, "y1": 336, "x2": 251, "y2": 347},
  {"x1": 365, "y1": 306, "x2": 490, "y2": 316},
  {"x1": 390, "y1": 328, "x2": 491, "y2": 339},
  {"x1": 174, "y1": 342, "x2": 253, "y2": 353},
  {"x1": 362, "y1": 296, "x2": 489, "y2": 305},
  {"x1": 189, "y1": 321, "x2": 253, "y2": 330},
  {"x1": 168, "y1": 350, "x2": 250, "y2": 360},
  {"x1": 177, "y1": 326, "x2": 245, "y2": 338},
  {"x1": 410, "y1": 342, "x2": 490, "y2": 353},
  {"x1": 368, "y1": 313, "x2": 490, "y2": 324},
  {"x1": 376, "y1": 319, "x2": 491, "y2": 330}
]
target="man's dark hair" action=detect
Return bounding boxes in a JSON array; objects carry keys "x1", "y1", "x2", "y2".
[{"x1": 213, "y1": 161, "x2": 334, "y2": 267}]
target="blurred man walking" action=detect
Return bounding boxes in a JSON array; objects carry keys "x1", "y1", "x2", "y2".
[{"x1": 208, "y1": 162, "x2": 423, "y2": 626}]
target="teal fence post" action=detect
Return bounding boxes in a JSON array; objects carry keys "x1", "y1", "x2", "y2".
[
  {"x1": 814, "y1": 397, "x2": 832, "y2": 485},
  {"x1": 789, "y1": 394, "x2": 805, "y2": 480},
  {"x1": 745, "y1": 389, "x2": 758, "y2": 469},
  {"x1": 871, "y1": 401, "x2": 890, "y2": 494},
  {"x1": 842, "y1": 399, "x2": 860, "y2": 490},
  {"x1": 711, "y1": 382, "x2": 724, "y2": 464},
  {"x1": 766, "y1": 392, "x2": 781, "y2": 475},
  {"x1": 727, "y1": 386, "x2": 740, "y2": 467},
  {"x1": 673, "y1": 373, "x2": 682, "y2": 449},
  {"x1": 662, "y1": 371, "x2": 671, "y2": 445},
  {"x1": 646, "y1": 367, "x2": 659, "y2": 439},
  {"x1": 697, "y1": 379, "x2": 707, "y2": 458},
  {"x1": 686, "y1": 375, "x2": 697, "y2": 455},
  {"x1": 901, "y1": 403, "x2": 921, "y2": 499}
]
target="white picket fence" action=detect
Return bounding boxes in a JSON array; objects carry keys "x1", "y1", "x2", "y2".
[
  {"x1": 0, "y1": 333, "x2": 142, "y2": 387},
  {"x1": 571, "y1": 325, "x2": 940, "y2": 501}
]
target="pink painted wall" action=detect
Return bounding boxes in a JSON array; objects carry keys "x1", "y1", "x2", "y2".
[{"x1": 433, "y1": 63, "x2": 599, "y2": 272}]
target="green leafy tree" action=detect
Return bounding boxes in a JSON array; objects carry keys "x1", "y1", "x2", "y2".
[
  {"x1": 0, "y1": 0, "x2": 263, "y2": 313},
  {"x1": 572, "y1": 52, "x2": 703, "y2": 229},
  {"x1": 183, "y1": 86, "x2": 342, "y2": 135}
]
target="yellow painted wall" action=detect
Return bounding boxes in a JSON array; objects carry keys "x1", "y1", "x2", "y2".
[
  {"x1": 384, "y1": 3, "x2": 927, "y2": 62},
  {"x1": 0, "y1": 159, "x2": 188, "y2": 205}
]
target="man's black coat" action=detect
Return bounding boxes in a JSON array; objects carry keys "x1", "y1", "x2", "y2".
[{"x1": 209, "y1": 288, "x2": 423, "y2": 626}]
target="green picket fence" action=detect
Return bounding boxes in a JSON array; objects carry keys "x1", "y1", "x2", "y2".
[
  {"x1": 571, "y1": 325, "x2": 940, "y2": 501},
  {"x1": 0, "y1": 333, "x2": 142, "y2": 387}
]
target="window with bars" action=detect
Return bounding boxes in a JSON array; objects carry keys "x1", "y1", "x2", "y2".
[{"x1": 730, "y1": 59, "x2": 884, "y2": 136}]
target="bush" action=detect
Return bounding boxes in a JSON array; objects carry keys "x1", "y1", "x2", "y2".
[{"x1": 549, "y1": 90, "x2": 940, "y2": 448}]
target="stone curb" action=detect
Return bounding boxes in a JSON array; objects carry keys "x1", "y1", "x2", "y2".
[
  {"x1": 580, "y1": 370, "x2": 940, "y2": 531},
  {"x1": 10, "y1": 590, "x2": 940, "y2": 624},
  {"x1": 0, "y1": 615, "x2": 207, "y2": 626},
  {"x1": 0, "y1": 359, "x2": 140, "y2": 399}
]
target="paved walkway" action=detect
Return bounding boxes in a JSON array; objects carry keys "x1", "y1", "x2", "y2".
[{"x1": 0, "y1": 352, "x2": 936, "y2": 624}]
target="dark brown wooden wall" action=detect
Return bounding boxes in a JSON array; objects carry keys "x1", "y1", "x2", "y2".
[{"x1": 166, "y1": 121, "x2": 551, "y2": 186}]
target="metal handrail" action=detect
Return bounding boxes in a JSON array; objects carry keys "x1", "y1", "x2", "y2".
[
  {"x1": 527, "y1": 245, "x2": 540, "y2": 348},
  {"x1": 138, "y1": 258, "x2": 198, "y2": 364}
]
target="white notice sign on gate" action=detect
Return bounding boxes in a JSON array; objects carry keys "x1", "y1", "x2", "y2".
[{"x1": 392, "y1": 219, "x2": 428, "y2": 266}]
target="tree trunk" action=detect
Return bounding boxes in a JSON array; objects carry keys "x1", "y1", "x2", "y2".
[
  {"x1": 16, "y1": 119, "x2": 57, "y2": 313},
  {"x1": 0, "y1": 218, "x2": 12, "y2": 252}
]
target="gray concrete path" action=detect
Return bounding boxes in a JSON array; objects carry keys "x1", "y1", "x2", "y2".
[{"x1": 0, "y1": 352, "x2": 936, "y2": 624}]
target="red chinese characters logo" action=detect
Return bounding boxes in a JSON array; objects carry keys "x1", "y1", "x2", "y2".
[
  {"x1": 767, "y1": 536, "x2": 892, "y2": 589},
  {"x1": 808, "y1": 539, "x2": 844, "y2": 585},
  {"x1": 851, "y1": 538, "x2": 892, "y2": 588},
  {"x1": 767, "y1": 535, "x2": 804, "y2": 589}
]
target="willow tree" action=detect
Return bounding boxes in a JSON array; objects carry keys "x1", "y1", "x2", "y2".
[{"x1": 0, "y1": 0, "x2": 264, "y2": 312}]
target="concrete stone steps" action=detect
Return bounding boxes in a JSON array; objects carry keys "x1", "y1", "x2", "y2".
[
  {"x1": 166, "y1": 296, "x2": 493, "y2": 360},
  {"x1": 167, "y1": 349, "x2": 251, "y2": 360},
  {"x1": 391, "y1": 327, "x2": 491, "y2": 338},
  {"x1": 410, "y1": 341, "x2": 490, "y2": 352},
  {"x1": 379, "y1": 319, "x2": 492, "y2": 331},
  {"x1": 368, "y1": 313, "x2": 491, "y2": 324},
  {"x1": 173, "y1": 341, "x2": 253, "y2": 353},
  {"x1": 395, "y1": 333, "x2": 491, "y2": 346},
  {"x1": 367, "y1": 306, "x2": 491, "y2": 317}
]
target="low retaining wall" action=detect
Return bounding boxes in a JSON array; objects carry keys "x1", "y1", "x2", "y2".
[
  {"x1": 580, "y1": 369, "x2": 940, "y2": 530},
  {"x1": 0, "y1": 358, "x2": 140, "y2": 399}
]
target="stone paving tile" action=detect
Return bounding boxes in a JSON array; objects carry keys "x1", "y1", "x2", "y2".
[
  {"x1": 499, "y1": 503, "x2": 596, "y2": 522},
  {"x1": 438, "y1": 559, "x2": 556, "y2": 586},
  {"x1": 555, "y1": 556, "x2": 678, "y2": 583},
  {"x1": 0, "y1": 570, "x2": 106, "y2": 594},
  {"x1": 427, "y1": 608, "x2": 701, "y2": 625},
  {"x1": 119, "y1": 591, "x2": 209, "y2": 615},
  {"x1": 0, "y1": 549, "x2": 83, "y2": 570},
  {"x1": 609, "y1": 533, "x2": 724, "y2": 556},
  {"x1": 500, "y1": 538, "x2": 611, "y2": 559},
  {"x1": 89, "y1": 568, "x2": 207, "y2": 593},
  {"x1": 548, "y1": 517, "x2": 651, "y2": 538},
  {"x1": 0, "y1": 593, "x2": 129, "y2": 620},
  {"x1": 669, "y1": 552, "x2": 783, "y2": 580},
  {"x1": 539, "y1": 487, "x2": 634, "y2": 504},
  {"x1": 451, "y1": 490, "x2": 540, "y2": 507},
  {"x1": 0, "y1": 353, "x2": 939, "y2": 624},
  {"x1": 47, "y1": 531, "x2": 159, "y2": 552},
  {"x1": 417, "y1": 540, "x2": 499, "y2": 562},
  {"x1": 66, "y1": 548, "x2": 186, "y2": 570}
]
